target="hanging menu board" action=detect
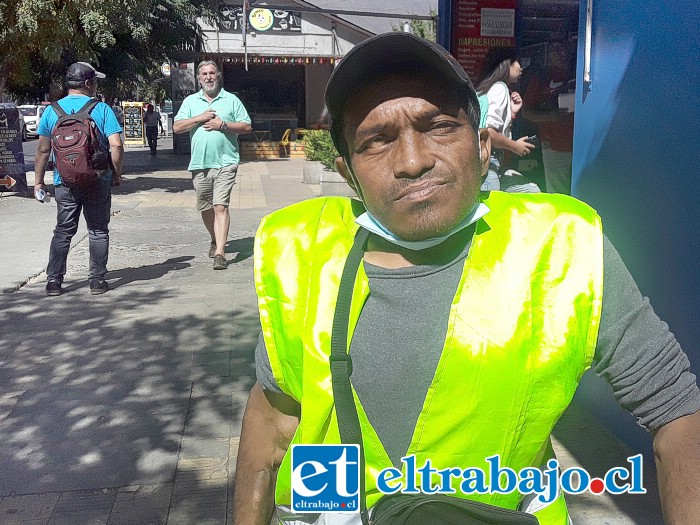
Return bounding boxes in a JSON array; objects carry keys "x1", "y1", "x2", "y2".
[
  {"x1": 122, "y1": 102, "x2": 145, "y2": 145},
  {"x1": 451, "y1": 0, "x2": 518, "y2": 82}
]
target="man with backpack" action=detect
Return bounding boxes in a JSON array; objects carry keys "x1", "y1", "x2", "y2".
[{"x1": 34, "y1": 62, "x2": 124, "y2": 296}]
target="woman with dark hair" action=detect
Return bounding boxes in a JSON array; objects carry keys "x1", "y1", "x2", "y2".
[
  {"x1": 143, "y1": 103, "x2": 164, "y2": 155},
  {"x1": 521, "y1": 39, "x2": 576, "y2": 194},
  {"x1": 477, "y1": 49, "x2": 539, "y2": 192}
]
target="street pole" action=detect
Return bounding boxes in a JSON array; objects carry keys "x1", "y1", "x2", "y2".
[{"x1": 437, "y1": 0, "x2": 453, "y2": 51}]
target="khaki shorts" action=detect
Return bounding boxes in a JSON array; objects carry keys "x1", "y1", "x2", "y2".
[{"x1": 192, "y1": 164, "x2": 238, "y2": 211}]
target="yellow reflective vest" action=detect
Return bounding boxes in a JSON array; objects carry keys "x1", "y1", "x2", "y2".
[{"x1": 254, "y1": 192, "x2": 604, "y2": 524}]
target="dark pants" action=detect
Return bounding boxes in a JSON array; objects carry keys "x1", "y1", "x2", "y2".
[
  {"x1": 47, "y1": 179, "x2": 112, "y2": 283},
  {"x1": 146, "y1": 126, "x2": 159, "y2": 154}
]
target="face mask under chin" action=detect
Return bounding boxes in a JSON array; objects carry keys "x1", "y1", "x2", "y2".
[{"x1": 355, "y1": 203, "x2": 489, "y2": 251}]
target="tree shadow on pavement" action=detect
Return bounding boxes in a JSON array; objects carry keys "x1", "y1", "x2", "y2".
[
  {"x1": 0, "y1": 282, "x2": 259, "y2": 524},
  {"x1": 112, "y1": 174, "x2": 193, "y2": 196},
  {"x1": 122, "y1": 149, "x2": 190, "y2": 174}
]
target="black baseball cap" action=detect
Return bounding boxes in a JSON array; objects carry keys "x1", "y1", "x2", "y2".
[
  {"x1": 66, "y1": 62, "x2": 106, "y2": 82},
  {"x1": 325, "y1": 32, "x2": 480, "y2": 155}
]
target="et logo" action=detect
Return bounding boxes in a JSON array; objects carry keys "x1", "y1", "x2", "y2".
[{"x1": 290, "y1": 444, "x2": 360, "y2": 513}]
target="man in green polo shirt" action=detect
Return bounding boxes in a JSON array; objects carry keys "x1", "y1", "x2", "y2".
[{"x1": 174, "y1": 60, "x2": 252, "y2": 270}]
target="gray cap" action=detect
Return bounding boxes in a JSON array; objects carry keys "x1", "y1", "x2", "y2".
[
  {"x1": 66, "y1": 62, "x2": 106, "y2": 82},
  {"x1": 325, "y1": 32, "x2": 479, "y2": 156}
]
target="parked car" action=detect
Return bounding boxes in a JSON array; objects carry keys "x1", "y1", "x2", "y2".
[{"x1": 18, "y1": 104, "x2": 44, "y2": 139}]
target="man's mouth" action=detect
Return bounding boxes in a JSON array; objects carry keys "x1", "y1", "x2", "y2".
[{"x1": 396, "y1": 181, "x2": 446, "y2": 201}]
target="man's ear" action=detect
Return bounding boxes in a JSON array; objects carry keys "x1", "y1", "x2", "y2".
[
  {"x1": 335, "y1": 156, "x2": 359, "y2": 194},
  {"x1": 478, "y1": 128, "x2": 492, "y2": 177}
]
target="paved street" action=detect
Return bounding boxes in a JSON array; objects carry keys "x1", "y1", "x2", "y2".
[{"x1": 0, "y1": 141, "x2": 663, "y2": 524}]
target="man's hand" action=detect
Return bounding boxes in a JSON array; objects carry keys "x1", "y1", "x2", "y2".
[
  {"x1": 198, "y1": 109, "x2": 217, "y2": 124},
  {"x1": 174, "y1": 110, "x2": 216, "y2": 134},
  {"x1": 33, "y1": 182, "x2": 47, "y2": 202},
  {"x1": 111, "y1": 173, "x2": 122, "y2": 188},
  {"x1": 202, "y1": 116, "x2": 224, "y2": 131}
]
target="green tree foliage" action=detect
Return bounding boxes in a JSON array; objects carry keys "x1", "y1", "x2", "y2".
[
  {"x1": 0, "y1": 0, "x2": 217, "y2": 101},
  {"x1": 302, "y1": 130, "x2": 339, "y2": 171},
  {"x1": 392, "y1": 11, "x2": 437, "y2": 42}
]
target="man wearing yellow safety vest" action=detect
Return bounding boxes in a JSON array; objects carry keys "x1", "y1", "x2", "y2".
[{"x1": 233, "y1": 33, "x2": 700, "y2": 524}]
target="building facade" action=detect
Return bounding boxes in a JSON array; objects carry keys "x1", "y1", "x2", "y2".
[
  {"x1": 191, "y1": 1, "x2": 435, "y2": 139},
  {"x1": 199, "y1": 3, "x2": 368, "y2": 138}
]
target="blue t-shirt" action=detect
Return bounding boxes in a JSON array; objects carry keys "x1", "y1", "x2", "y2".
[{"x1": 37, "y1": 95, "x2": 123, "y2": 186}]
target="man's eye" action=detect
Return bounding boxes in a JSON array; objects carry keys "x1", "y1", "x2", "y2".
[
  {"x1": 430, "y1": 121, "x2": 458, "y2": 131},
  {"x1": 369, "y1": 135, "x2": 389, "y2": 145},
  {"x1": 358, "y1": 136, "x2": 389, "y2": 151}
]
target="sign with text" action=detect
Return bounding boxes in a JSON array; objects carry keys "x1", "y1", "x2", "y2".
[
  {"x1": 218, "y1": 5, "x2": 301, "y2": 33},
  {"x1": 451, "y1": 0, "x2": 518, "y2": 82},
  {"x1": 122, "y1": 102, "x2": 145, "y2": 145},
  {"x1": 0, "y1": 104, "x2": 27, "y2": 193}
]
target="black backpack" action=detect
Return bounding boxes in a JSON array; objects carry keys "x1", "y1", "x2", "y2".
[{"x1": 50, "y1": 99, "x2": 109, "y2": 188}]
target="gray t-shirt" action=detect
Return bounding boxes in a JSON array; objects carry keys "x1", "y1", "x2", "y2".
[{"x1": 256, "y1": 234, "x2": 700, "y2": 466}]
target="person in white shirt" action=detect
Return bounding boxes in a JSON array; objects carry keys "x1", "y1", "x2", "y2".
[{"x1": 476, "y1": 49, "x2": 539, "y2": 193}]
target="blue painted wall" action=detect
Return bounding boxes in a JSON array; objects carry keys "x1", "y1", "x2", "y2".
[{"x1": 572, "y1": 0, "x2": 700, "y2": 454}]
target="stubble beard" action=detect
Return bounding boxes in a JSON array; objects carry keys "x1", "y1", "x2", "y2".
[
  {"x1": 201, "y1": 80, "x2": 221, "y2": 97},
  {"x1": 367, "y1": 191, "x2": 452, "y2": 241},
  {"x1": 370, "y1": 163, "x2": 482, "y2": 241}
]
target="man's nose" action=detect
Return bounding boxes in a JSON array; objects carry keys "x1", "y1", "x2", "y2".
[{"x1": 392, "y1": 129, "x2": 434, "y2": 179}]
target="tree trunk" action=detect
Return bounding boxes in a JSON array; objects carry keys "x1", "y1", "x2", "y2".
[
  {"x1": 0, "y1": 60, "x2": 8, "y2": 101},
  {"x1": 0, "y1": 53, "x2": 12, "y2": 101}
]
